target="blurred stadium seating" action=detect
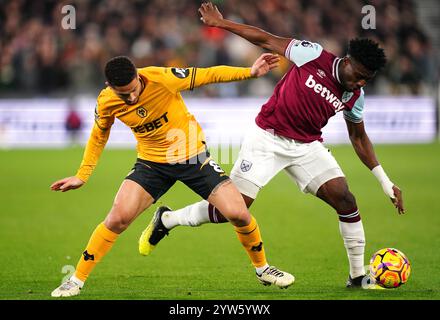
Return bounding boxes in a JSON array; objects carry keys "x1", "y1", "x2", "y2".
[
  {"x1": 0, "y1": 0, "x2": 438, "y2": 97},
  {"x1": 0, "y1": 0, "x2": 438, "y2": 148}
]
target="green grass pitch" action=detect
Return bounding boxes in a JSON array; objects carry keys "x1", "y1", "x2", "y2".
[{"x1": 1, "y1": 144, "x2": 439, "y2": 300}]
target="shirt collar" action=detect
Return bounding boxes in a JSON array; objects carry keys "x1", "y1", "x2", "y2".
[{"x1": 332, "y1": 58, "x2": 342, "y2": 84}]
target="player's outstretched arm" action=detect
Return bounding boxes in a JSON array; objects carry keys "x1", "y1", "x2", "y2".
[
  {"x1": 50, "y1": 117, "x2": 112, "y2": 193},
  {"x1": 346, "y1": 120, "x2": 405, "y2": 214},
  {"x1": 175, "y1": 53, "x2": 280, "y2": 91},
  {"x1": 51, "y1": 176, "x2": 85, "y2": 192},
  {"x1": 199, "y1": 2, "x2": 291, "y2": 56}
]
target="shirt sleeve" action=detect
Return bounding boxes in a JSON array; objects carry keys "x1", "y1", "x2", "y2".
[
  {"x1": 160, "y1": 66, "x2": 252, "y2": 94},
  {"x1": 285, "y1": 39, "x2": 323, "y2": 67},
  {"x1": 93, "y1": 101, "x2": 115, "y2": 131},
  {"x1": 75, "y1": 100, "x2": 114, "y2": 182},
  {"x1": 343, "y1": 89, "x2": 365, "y2": 123}
]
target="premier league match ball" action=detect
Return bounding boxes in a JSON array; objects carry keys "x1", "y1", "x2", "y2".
[{"x1": 369, "y1": 248, "x2": 411, "y2": 288}]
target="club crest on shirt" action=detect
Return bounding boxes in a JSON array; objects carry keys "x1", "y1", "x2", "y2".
[
  {"x1": 240, "y1": 160, "x2": 253, "y2": 172},
  {"x1": 317, "y1": 69, "x2": 326, "y2": 78},
  {"x1": 342, "y1": 91, "x2": 354, "y2": 103},
  {"x1": 171, "y1": 68, "x2": 190, "y2": 79},
  {"x1": 137, "y1": 107, "x2": 148, "y2": 118}
]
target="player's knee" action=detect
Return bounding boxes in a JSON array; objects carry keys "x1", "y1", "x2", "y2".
[
  {"x1": 223, "y1": 205, "x2": 251, "y2": 227},
  {"x1": 104, "y1": 215, "x2": 130, "y2": 233},
  {"x1": 105, "y1": 205, "x2": 131, "y2": 233},
  {"x1": 343, "y1": 190, "x2": 357, "y2": 208},
  {"x1": 336, "y1": 189, "x2": 357, "y2": 212}
]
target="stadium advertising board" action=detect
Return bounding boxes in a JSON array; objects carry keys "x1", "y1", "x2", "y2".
[{"x1": 0, "y1": 97, "x2": 436, "y2": 148}]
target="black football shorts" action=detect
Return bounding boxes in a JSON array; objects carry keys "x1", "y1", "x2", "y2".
[{"x1": 125, "y1": 150, "x2": 229, "y2": 202}]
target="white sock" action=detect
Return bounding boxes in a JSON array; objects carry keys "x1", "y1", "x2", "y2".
[
  {"x1": 70, "y1": 274, "x2": 84, "y2": 288},
  {"x1": 162, "y1": 201, "x2": 211, "y2": 229},
  {"x1": 256, "y1": 264, "x2": 270, "y2": 276},
  {"x1": 339, "y1": 220, "x2": 366, "y2": 278}
]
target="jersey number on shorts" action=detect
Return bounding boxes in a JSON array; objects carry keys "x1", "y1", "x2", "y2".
[{"x1": 209, "y1": 160, "x2": 224, "y2": 174}]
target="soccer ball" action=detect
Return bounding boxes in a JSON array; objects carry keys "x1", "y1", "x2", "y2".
[{"x1": 369, "y1": 248, "x2": 411, "y2": 288}]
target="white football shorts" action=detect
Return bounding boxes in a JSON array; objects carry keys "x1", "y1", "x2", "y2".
[{"x1": 230, "y1": 123, "x2": 345, "y2": 198}]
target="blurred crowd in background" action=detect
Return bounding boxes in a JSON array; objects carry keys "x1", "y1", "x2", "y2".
[{"x1": 0, "y1": 0, "x2": 439, "y2": 98}]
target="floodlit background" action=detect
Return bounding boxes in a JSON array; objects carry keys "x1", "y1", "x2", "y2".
[{"x1": 0, "y1": 0, "x2": 439, "y2": 300}]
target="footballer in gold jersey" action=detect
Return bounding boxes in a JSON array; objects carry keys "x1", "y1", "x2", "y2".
[{"x1": 50, "y1": 54, "x2": 294, "y2": 297}]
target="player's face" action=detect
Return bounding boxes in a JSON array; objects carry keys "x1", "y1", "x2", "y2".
[
  {"x1": 339, "y1": 57, "x2": 375, "y2": 92},
  {"x1": 110, "y1": 76, "x2": 142, "y2": 105}
]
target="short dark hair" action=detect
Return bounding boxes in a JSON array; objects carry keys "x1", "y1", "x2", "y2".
[
  {"x1": 104, "y1": 56, "x2": 137, "y2": 87},
  {"x1": 348, "y1": 38, "x2": 387, "y2": 72}
]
